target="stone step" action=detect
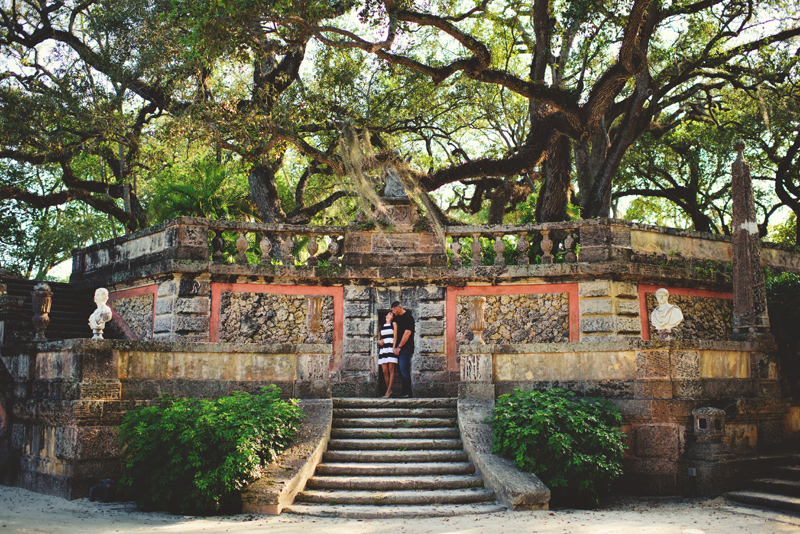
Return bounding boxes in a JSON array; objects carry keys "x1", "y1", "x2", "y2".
[
  {"x1": 307, "y1": 474, "x2": 484, "y2": 491},
  {"x1": 323, "y1": 449, "x2": 469, "y2": 463},
  {"x1": 333, "y1": 408, "x2": 456, "y2": 419},
  {"x1": 752, "y1": 478, "x2": 800, "y2": 497},
  {"x1": 725, "y1": 490, "x2": 800, "y2": 513},
  {"x1": 295, "y1": 487, "x2": 496, "y2": 506},
  {"x1": 772, "y1": 466, "x2": 800, "y2": 481},
  {"x1": 333, "y1": 397, "x2": 457, "y2": 409},
  {"x1": 316, "y1": 462, "x2": 475, "y2": 476},
  {"x1": 330, "y1": 427, "x2": 459, "y2": 439},
  {"x1": 333, "y1": 417, "x2": 457, "y2": 428},
  {"x1": 284, "y1": 502, "x2": 507, "y2": 519},
  {"x1": 327, "y1": 438, "x2": 463, "y2": 451}
]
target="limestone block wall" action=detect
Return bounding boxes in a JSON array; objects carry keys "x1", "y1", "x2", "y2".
[
  {"x1": 152, "y1": 274, "x2": 211, "y2": 342},
  {"x1": 2, "y1": 339, "x2": 331, "y2": 499},
  {"x1": 460, "y1": 340, "x2": 788, "y2": 495},
  {"x1": 579, "y1": 281, "x2": 641, "y2": 341}
]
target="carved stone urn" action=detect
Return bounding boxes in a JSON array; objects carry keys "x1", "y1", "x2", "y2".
[{"x1": 468, "y1": 296, "x2": 487, "y2": 345}]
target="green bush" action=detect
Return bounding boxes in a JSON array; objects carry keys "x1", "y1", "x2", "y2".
[
  {"x1": 491, "y1": 388, "x2": 626, "y2": 508},
  {"x1": 117, "y1": 386, "x2": 304, "y2": 514}
]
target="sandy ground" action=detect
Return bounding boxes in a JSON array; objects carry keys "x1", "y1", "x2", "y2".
[{"x1": 1, "y1": 486, "x2": 799, "y2": 534}]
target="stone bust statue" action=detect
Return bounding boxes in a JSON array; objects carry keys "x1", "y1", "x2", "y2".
[
  {"x1": 650, "y1": 288, "x2": 684, "y2": 336},
  {"x1": 88, "y1": 288, "x2": 113, "y2": 339}
]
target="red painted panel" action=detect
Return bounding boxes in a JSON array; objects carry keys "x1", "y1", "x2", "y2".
[
  {"x1": 210, "y1": 283, "x2": 344, "y2": 370},
  {"x1": 638, "y1": 285, "x2": 733, "y2": 340},
  {"x1": 445, "y1": 284, "x2": 580, "y2": 372}
]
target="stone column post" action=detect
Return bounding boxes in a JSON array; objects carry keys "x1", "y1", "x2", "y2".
[{"x1": 730, "y1": 141, "x2": 770, "y2": 339}]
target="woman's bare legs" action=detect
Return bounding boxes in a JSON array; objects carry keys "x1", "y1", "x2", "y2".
[{"x1": 384, "y1": 362, "x2": 396, "y2": 398}]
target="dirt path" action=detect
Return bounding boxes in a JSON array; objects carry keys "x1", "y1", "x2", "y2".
[{"x1": 1, "y1": 486, "x2": 798, "y2": 534}]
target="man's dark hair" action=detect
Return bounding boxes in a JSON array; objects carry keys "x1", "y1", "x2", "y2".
[{"x1": 391, "y1": 301, "x2": 401, "y2": 308}]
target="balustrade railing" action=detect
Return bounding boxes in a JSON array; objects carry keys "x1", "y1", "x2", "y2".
[
  {"x1": 445, "y1": 222, "x2": 580, "y2": 267},
  {"x1": 206, "y1": 221, "x2": 346, "y2": 267}
]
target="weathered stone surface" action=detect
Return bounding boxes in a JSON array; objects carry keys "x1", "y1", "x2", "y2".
[
  {"x1": 342, "y1": 338, "x2": 371, "y2": 354},
  {"x1": 494, "y1": 351, "x2": 635, "y2": 381},
  {"x1": 111, "y1": 293, "x2": 154, "y2": 341},
  {"x1": 580, "y1": 281, "x2": 611, "y2": 298},
  {"x1": 616, "y1": 316, "x2": 641, "y2": 333},
  {"x1": 417, "y1": 286, "x2": 444, "y2": 301},
  {"x1": 418, "y1": 354, "x2": 447, "y2": 372},
  {"x1": 175, "y1": 297, "x2": 210, "y2": 314},
  {"x1": 634, "y1": 425, "x2": 680, "y2": 459},
  {"x1": 580, "y1": 316, "x2": 615, "y2": 333},
  {"x1": 344, "y1": 286, "x2": 371, "y2": 301},
  {"x1": 219, "y1": 293, "x2": 334, "y2": 344},
  {"x1": 636, "y1": 350, "x2": 671, "y2": 379},
  {"x1": 154, "y1": 296, "x2": 174, "y2": 315},
  {"x1": 457, "y1": 293, "x2": 569, "y2": 344},
  {"x1": 418, "y1": 320, "x2": 444, "y2": 336},
  {"x1": 417, "y1": 302, "x2": 444, "y2": 319},
  {"x1": 418, "y1": 338, "x2": 444, "y2": 353},
  {"x1": 615, "y1": 299, "x2": 640, "y2": 315},
  {"x1": 344, "y1": 319, "x2": 373, "y2": 336},
  {"x1": 343, "y1": 302, "x2": 371, "y2": 318},
  {"x1": 580, "y1": 298, "x2": 612, "y2": 315},
  {"x1": 613, "y1": 282, "x2": 639, "y2": 298},
  {"x1": 173, "y1": 315, "x2": 209, "y2": 333}
]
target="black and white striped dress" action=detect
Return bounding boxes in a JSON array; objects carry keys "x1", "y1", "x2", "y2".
[{"x1": 378, "y1": 322, "x2": 398, "y2": 365}]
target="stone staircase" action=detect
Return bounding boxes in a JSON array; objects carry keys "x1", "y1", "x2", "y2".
[
  {"x1": 1, "y1": 277, "x2": 96, "y2": 345},
  {"x1": 285, "y1": 397, "x2": 505, "y2": 518},
  {"x1": 726, "y1": 462, "x2": 800, "y2": 514}
]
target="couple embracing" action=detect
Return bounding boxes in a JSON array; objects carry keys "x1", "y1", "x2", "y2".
[{"x1": 377, "y1": 301, "x2": 414, "y2": 398}]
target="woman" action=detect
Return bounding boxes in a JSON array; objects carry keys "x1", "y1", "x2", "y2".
[{"x1": 377, "y1": 310, "x2": 398, "y2": 398}]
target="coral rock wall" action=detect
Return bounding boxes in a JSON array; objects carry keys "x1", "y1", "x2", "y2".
[
  {"x1": 219, "y1": 293, "x2": 334, "y2": 344},
  {"x1": 456, "y1": 293, "x2": 570, "y2": 344}
]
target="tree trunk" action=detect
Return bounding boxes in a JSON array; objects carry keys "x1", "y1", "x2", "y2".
[
  {"x1": 249, "y1": 163, "x2": 286, "y2": 223},
  {"x1": 535, "y1": 134, "x2": 572, "y2": 222}
]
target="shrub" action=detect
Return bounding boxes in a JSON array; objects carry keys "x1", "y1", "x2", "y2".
[
  {"x1": 491, "y1": 388, "x2": 626, "y2": 508},
  {"x1": 117, "y1": 386, "x2": 304, "y2": 514}
]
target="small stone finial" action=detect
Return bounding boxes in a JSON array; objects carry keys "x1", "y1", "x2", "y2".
[
  {"x1": 650, "y1": 288, "x2": 684, "y2": 339},
  {"x1": 31, "y1": 282, "x2": 53, "y2": 342},
  {"x1": 733, "y1": 139, "x2": 746, "y2": 153},
  {"x1": 88, "y1": 287, "x2": 113, "y2": 340}
]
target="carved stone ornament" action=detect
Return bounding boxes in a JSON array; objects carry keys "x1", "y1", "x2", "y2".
[
  {"x1": 305, "y1": 295, "x2": 323, "y2": 343},
  {"x1": 32, "y1": 282, "x2": 52, "y2": 342},
  {"x1": 468, "y1": 296, "x2": 487, "y2": 345}
]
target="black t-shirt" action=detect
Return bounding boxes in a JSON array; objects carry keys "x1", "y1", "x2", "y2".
[{"x1": 392, "y1": 311, "x2": 415, "y2": 351}]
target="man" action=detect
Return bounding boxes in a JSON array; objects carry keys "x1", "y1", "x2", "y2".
[{"x1": 391, "y1": 301, "x2": 415, "y2": 398}]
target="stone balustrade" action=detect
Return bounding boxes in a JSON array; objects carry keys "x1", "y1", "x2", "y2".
[
  {"x1": 206, "y1": 220, "x2": 345, "y2": 267},
  {"x1": 445, "y1": 222, "x2": 580, "y2": 267},
  {"x1": 70, "y1": 217, "x2": 800, "y2": 282}
]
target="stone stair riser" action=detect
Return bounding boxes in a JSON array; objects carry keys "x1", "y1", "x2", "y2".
[
  {"x1": 322, "y1": 450, "x2": 469, "y2": 463},
  {"x1": 330, "y1": 428, "x2": 460, "y2": 439},
  {"x1": 296, "y1": 489, "x2": 495, "y2": 505},
  {"x1": 333, "y1": 408, "x2": 456, "y2": 419},
  {"x1": 327, "y1": 438, "x2": 463, "y2": 451},
  {"x1": 333, "y1": 417, "x2": 457, "y2": 428},
  {"x1": 307, "y1": 475, "x2": 484, "y2": 491},
  {"x1": 316, "y1": 462, "x2": 475, "y2": 476}
]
